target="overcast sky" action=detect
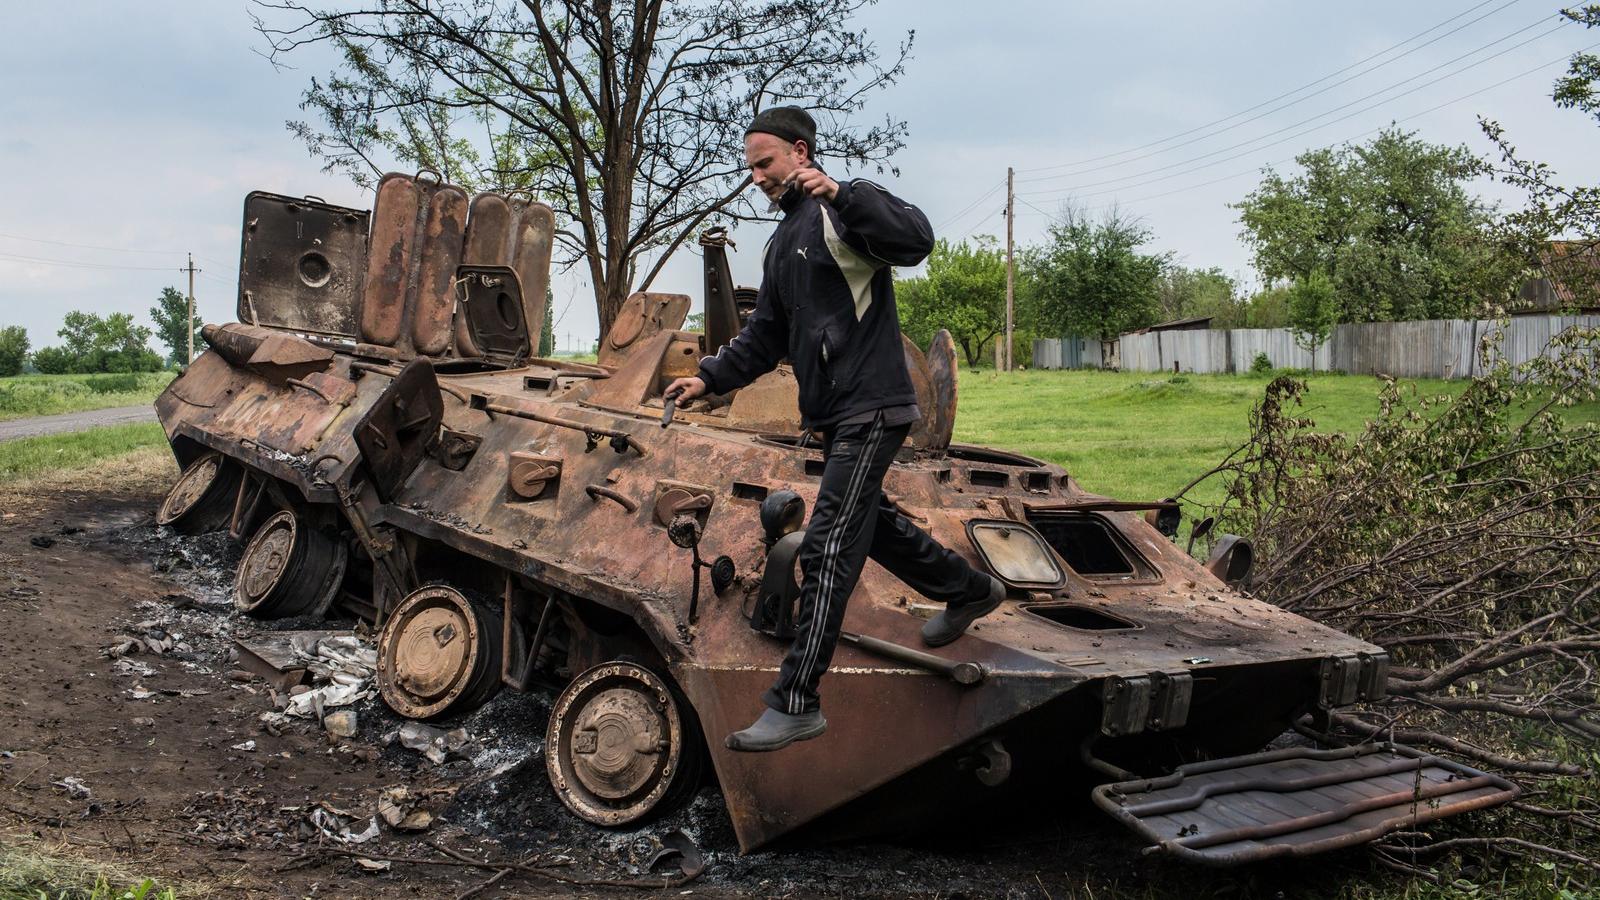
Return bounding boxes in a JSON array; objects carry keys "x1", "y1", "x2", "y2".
[{"x1": 2, "y1": 1, "x2": 1596, "y2": 355}]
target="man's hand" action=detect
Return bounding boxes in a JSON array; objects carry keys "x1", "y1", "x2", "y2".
[
  {"x1": 664, "y1": 376, "x2": 708, "y2": 403},
  {"x1": 791, "y1": 167, "x2": 838, "y2": 202}
]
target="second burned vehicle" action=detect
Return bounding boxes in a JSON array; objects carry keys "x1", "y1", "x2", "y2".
[{"x1": 153, "y1": 173, "x2": 1516, "y2": 865}]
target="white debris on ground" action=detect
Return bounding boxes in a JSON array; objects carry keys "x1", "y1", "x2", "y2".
[
  {"x1": 390, "y1": 722, "x2": 472, "y2": 766},
  {"x1": 51, "y1": 776, "x2": 91, "y2": 800},
  {"x1": 276, "y1": 634, "x2": 379, "y2": 721},
  {"x1": 309, "y1": 803, "x2": 380, "y2": 845}
]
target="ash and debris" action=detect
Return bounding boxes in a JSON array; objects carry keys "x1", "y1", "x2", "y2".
[
  {"x1": 83, "y1": 511, "x2": 1143, "y2": 898},
  {"x1": 403, "y1": 500, "x2": 494, "y2": 535}
]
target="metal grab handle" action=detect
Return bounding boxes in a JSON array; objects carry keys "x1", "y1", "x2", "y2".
[
  {"x1": 585, "y1": 484, "x2": 639, "y2": 513},
  {"x1": 839, "y1": 631, "x2": 986, "y2": 685}
]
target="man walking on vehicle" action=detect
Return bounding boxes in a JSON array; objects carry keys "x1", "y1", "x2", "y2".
[{"x1": 664, "y1": 107, "x2": 1005, "y2": 753}]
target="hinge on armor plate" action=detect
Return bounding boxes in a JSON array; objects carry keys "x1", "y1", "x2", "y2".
[
  {"x1": 1318, "y1": 651, "x2": 1390, "y2": 709},
  {"x1": 1101, "y1": 671, "x2": 1193, "y2": 737}
]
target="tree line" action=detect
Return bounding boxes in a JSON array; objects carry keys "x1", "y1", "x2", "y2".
[
  {"x1": 897, "y1": 127, "x2": 1531, "y2": 366},
  {"x1": 0, "y1": 287, "x2": 202, "y2": 377}
]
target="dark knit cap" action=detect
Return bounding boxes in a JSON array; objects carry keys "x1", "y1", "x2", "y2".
[{"x1": 746, "y1": 106, "x2": 817, "y2": 156}]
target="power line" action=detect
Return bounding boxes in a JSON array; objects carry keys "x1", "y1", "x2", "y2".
[
  {"x1": 0, "y1": 251, "x2": 176, "y2": 272},
  {"x1": 0, "y1": 231, "x2": 185, "y2": 255},
  {"x1": 1057, "y1": 46, "x2": 1591, "y2": 215},
  {"x1": 1015, "y1": 0, "x2": 1522, "y2": 178},
  {"x1": 934, "y1": 179, "x2": 1006, "y2": 233},
  {"x1": 956, "y1": 207, "x2": 1007, "y2": 243},
  {"x1": 1018, "y1": 18, "x2": 1573, "y2": 200}
]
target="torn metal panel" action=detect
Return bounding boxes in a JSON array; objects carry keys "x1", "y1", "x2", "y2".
[{"x1": 1092, "y1": 743, "x2": 1519, "y2": 865}]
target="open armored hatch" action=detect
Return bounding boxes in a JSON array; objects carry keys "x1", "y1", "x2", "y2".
[{"x1": 237, "y1": 180, "x2": 548, "y2": 363}]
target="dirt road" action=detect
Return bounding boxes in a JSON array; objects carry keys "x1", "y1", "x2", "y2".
[
  {"x1": 0, "y1": 471, "x2": 1384, "y2": 898},
  {"x1": 0, "y1": 405, "x2": 156, "y2": 442}
]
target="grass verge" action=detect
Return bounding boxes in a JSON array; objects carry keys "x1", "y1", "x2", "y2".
[
  {"x1": 0, "y1": 834, "x2": 180, "y2": 899},
  {"x1": 0, "y1": 424, "x2": 170, "y2": 486},
  {"x1": 953, "y1": 369, "x2": 1600, "y2": 509},
  {"x1": 0, "y1": 373, "x2": 172, "y2": 423}
]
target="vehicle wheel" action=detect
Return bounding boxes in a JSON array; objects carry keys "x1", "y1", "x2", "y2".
[
  {"x1": 547, "y1": 661, "x2": 706, "y2": 827},
  {"x1": 156, "y1": 452, "x2": 241, "y2": 534},
  {"x1": 376, "y1": 584, "x2": 505, "y2": 720},
  {"x1": 233, "y1": 509, "x2": 347, "y2": 619}
]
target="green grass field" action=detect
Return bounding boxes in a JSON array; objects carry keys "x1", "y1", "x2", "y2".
[
  {"x1": 0, "y1": 372, "x2": 173, "y2": 422},
  {"x1": 4, "y1": 368, "x2": 1596, "y2": 503},
  {"x1": 953, "y1": 369, "x2": 1600, "y2": 510},
  {"x1": 0, "y1": 422, "x2": 167, "y2": 483}
]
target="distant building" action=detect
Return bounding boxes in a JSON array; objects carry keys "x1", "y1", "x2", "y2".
[
  {"x1": 1518, "y1": 241, "x2": 1600, "y2": 315},
  {"x1": 1128, "y1": 315, "x2": 1213, "y2": 334}
]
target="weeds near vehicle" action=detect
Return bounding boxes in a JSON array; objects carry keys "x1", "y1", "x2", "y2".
[
  {"x1": 1185, "y1": 323, "x2": 1600, "y2": 889},
  {"x1": 0, "y1": 373, "x2": 172, "y2": 422}
]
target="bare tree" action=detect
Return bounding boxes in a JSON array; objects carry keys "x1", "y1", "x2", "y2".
[{"x1": 253, "y1": 0, "x2": 912, "y2": 336}]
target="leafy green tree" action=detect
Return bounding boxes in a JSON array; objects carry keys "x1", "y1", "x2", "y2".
[
  {"x1": 1481, "y1": 7, "x2": 1600, "y2": 311},
  {"x1": 1157, "y1": 266, "x2": 1242, "y2": 326},
  {"x1": 1287, "y1": 271, "x2": 1339, "y2": 354},
  {"x1": 1552, "y1": 5, "x2": 1600, "y2": 124},
  {"x1": 0, "y1": 325, "x2": 30, "y2": 377},
  {"x1": 31, "y1": 346, "x2": 73, "y2": 375},
  {"x1": 35, "y1": 311, "x2": 162, "y2": 373},
  {"x1": 1242, "y1": 285, "x2": 1291, "y2": 328},
  {"x1": 1024, "y1": 207, "x2": 1167, "y2": 341},
  {"x1": 150, "y1": 286, "x2": 202, "y2": 366},
  {"x1": 57, "y1": 310, "x2": 101, "y2": 364},
  {"x1": 1235, "y1": 128, "x2": 1522, "y2": 322},
  {"x1": 896, "y1": 237, "x2": 1009, "y2": 366}
]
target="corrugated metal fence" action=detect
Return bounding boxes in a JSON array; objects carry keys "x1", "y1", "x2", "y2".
[{"x1": 1034, "y1": 316, "x2": 1599, "y2": 378}]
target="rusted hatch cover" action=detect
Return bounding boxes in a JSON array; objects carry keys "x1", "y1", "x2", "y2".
[
  {"x1": 238, "y1": 192, "x2": 369, "y2": 339},
  {"x1": 354, "y1": 359, "x2": 446, "y2": 501},
  {"x1": 1092, "y1": 742, "x2": 1518, "y2": 865},
  {"x1": 456, "y1": 265, "x2": 531, "y2": 365}
]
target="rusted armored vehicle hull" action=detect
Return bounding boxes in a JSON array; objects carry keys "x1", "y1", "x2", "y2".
[{"x1": 154, "y1": 176, "x2": 1516, "y2": 864}]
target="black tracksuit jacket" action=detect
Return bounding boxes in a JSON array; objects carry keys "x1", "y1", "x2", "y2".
[{"x1": 697, "y1": 174, "x2": 934, "y2": 429}]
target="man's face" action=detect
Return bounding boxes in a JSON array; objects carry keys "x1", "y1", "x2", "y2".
[{"x1": 744, "y1": 131, "x2": 808, "y2": 201}]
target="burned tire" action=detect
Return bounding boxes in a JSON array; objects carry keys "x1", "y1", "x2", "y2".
[
  {"x1": 547, "y1": 661, "x2": 706, "y2": 827},
  {"x1": 233, "y1": 509, "x2": 348, "y2": 619},
  {"x1": 376, "y1": 585, "x2": 504, "y2": 720},
  {"x1": 156, "y1": 452, "x2": 241, "y2": 534}
]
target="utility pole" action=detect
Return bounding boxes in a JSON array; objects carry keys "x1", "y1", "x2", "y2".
[
  {"x1": 179, "y1": 253, "x2": 201, "y2": 366},
  {"x1": 1004, "y1": 166, "x2": 1015, "y2": 372}
]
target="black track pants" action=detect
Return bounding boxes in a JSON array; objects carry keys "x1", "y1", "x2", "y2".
[{"x1": 763, "y1": 414, "x2": 994, "y2": 715}]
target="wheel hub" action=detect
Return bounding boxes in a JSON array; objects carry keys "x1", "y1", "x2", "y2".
[
  {"x1": 239, "y1": 512, "x2": 295, "y2": 606},
  {"x1": 570, "y1": 687, "x2": 667, "y2": 800},
  {"x1": 377, "y1": 585, "x2": 491, "y2": 719},
  {"x1": 392, "y1": 605, "x2": 471, "y2": 700},
  {"x1": 159, "y1": 455, "x2": 220, "y2": 523},
  {"x1": 548, "y1": 662, "x2": 684, "y2": 826}
]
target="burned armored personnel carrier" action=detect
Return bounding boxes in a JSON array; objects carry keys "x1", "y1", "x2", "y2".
[{"x1": 153, "y1": 172, "x2": 1516, "y2": 865}]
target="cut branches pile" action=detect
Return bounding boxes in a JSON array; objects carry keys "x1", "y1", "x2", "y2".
[{"x1": 1183, "y1": 323, "x2": 1600, "y2": 886}]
